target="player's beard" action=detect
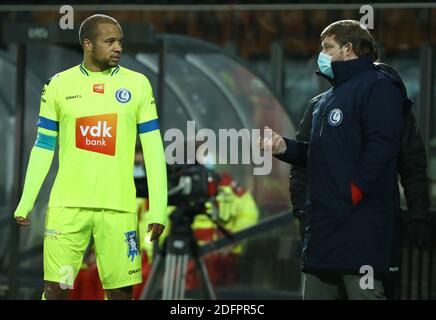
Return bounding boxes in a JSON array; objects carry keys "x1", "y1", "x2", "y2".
[{"x1": 91, "y1": 51, "x2": 118, "y2": 71}]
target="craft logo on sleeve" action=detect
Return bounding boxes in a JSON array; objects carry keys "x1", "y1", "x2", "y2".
[{"x1": 76, "y1": 113, "x2": 117, "y2": 156}]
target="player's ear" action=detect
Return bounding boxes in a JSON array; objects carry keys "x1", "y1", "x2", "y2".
[{"x1": 83, "y1": 38, "x2": 93, "y2": 52}]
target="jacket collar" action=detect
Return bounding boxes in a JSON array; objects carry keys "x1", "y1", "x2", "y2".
[{"x1": 316, "y1": 54, "x2": 374, "y2": 86}]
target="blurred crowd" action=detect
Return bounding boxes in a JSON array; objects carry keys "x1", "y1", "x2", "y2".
[{"x1": 3, "y1": 8, "x2": 434, "y2": 59}]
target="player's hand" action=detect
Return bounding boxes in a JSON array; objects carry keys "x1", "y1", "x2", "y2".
[
  {"x1": 147, "y1": 223, "x2": 165, "y2": 241},
  {"x1": 15, "y1": 216, "x2": 30, "y2": 227},
  {"x1": 257, "y1": 126, "x2": 287, "y2": 155}
]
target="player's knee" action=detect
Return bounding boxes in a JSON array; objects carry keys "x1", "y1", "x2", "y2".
[
  {"x1": 106, "y1": 286, "x2": 133, "y2": 300},
  {"x1": 44, "y1": 281, "x2": 69, "y2": 300}
]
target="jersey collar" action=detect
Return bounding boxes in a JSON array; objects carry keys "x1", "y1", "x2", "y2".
[{"x1": 79, "y1": 62, "x2": 120, "y2": 77}]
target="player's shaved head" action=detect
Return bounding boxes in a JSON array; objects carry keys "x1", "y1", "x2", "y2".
[{"x1": 79, "y1": 14, "x2": 122, "y2": 47}]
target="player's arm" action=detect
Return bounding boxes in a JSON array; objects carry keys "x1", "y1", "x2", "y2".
[
  {"x1": 137, "y1": 77, "x2": 168, "y2": 240},
  {"x1": 14, "y1": 77, "x2": 59, "y2": 225}
]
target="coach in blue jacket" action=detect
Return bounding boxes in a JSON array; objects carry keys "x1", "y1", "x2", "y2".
[{"x1": 261, "y1": 20, "x2": 404, "y2": 299}]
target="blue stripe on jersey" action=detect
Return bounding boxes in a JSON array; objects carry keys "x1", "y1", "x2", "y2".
[
  {"x1": 34, "y1": 132, "x2": 57, "y2": 151},
  {"x1": 137, "y1": 119, "x2": 160, "y2": 134},
  {"x1": 37, "y1": 116, "x2": 59, "y2": 132}
]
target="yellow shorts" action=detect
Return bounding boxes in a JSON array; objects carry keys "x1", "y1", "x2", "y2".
[{"x1": 43, "y1": 207, "x2": 142, "y2": 290}]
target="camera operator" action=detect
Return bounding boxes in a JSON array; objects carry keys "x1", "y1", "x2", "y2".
[{"x1": 187, "y1": 171, "x2": 259, "y2": 289}]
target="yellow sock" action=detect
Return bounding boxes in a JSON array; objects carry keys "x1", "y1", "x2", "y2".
[{"x1": 41, "y1": 292, "x2": 47, "y2": 300}]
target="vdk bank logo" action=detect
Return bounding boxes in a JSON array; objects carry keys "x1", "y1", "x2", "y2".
[{"x1": 76, "y1": 113, "x2": 117, "y2": 156}]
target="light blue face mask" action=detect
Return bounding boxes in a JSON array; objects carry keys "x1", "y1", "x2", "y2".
[
  {"x1": 317, "y1": 52, "x2": 335, "y2": 78},
  {"x1": 317, "y1": 44, "x2": 348, "y2": 79}
]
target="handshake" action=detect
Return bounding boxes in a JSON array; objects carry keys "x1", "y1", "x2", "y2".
[{"x1": 257, "y1": 126, "x2": 287, "y2": 155}]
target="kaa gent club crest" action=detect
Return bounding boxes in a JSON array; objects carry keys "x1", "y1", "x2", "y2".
[
  {"x1": 328, "y1": 108, "x2": 343, "y2": 126},
  {"x1": 115, "y1": 88, "x2": 131, "y2": 103}
]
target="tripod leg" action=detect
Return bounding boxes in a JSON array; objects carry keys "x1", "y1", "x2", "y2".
[
  {"x1": 174, "y1": 254, "x2": 184, "y2": 299},
  {"x1": 195, "y1": 256, "x2": 217, "y2": 300},
  {"x1": 179, "y1": 254, "x2": 189, "y2": 299},
  {"x1": 162, "y1": 254, "x2": 170, "y2": 300},
  {"x1": 162, "y1": 253, "x2": 177, "y2": 300},
  {"x1": 139, "y1": 253, "x2": 163, "y2": 300}
]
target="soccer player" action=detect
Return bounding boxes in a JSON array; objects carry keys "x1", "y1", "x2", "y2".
[{"x1": 13, "y1": 14, "x2": 168, "y2": 300}]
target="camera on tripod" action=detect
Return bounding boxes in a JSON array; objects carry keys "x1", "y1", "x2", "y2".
[
  {"x1": 137, "y1": 163, "x2": 222, "y2": 300},
  {"x1": 134, "y1": 163, "x2": 221, "y2": 223},
  {"x1": 168, "y1": 164, "x2": 219, "y2": 212}
]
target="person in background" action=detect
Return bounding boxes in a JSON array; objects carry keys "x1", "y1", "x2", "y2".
[{"x1": 187, "y1": 172, "x2": 259, "y2": 289}]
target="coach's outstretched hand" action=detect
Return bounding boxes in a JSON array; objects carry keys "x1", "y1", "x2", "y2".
[
  {"x1": 147, "y1": 223, "x2": 165, "y2": 241},
  {"x1": 258, "y1": 126, "x2": 287, "y2": 155},
  {"x1": 15, "y1": 216, "x2": 30, "y2": 227}
]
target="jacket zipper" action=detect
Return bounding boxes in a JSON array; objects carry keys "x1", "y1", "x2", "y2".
[{"x1": 319, "y1": 107, "x2": 328, "y2": 136}]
